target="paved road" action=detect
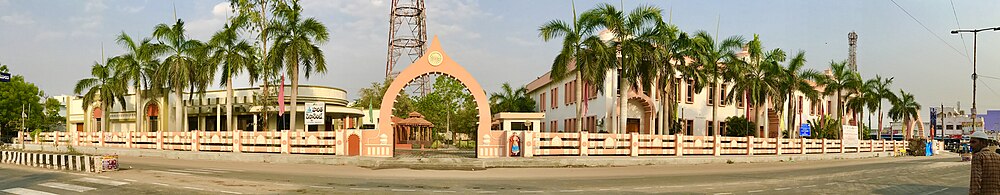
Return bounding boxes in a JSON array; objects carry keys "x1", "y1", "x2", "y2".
[{"x1": 0, "y1": 154, "x2": 970, "y2": 194}]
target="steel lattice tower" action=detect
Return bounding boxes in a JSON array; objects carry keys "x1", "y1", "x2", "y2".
[
  {"x1": 848, "y1": 31, "x2": 858, "y2": 71},
  {"x1": 385, "y1": 0, "x2": 430, "y2": 96}
]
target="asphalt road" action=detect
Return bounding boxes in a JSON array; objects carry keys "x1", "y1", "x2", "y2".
[{"x1": 0, "y1": 154, "x2": 971, "y2": 194}]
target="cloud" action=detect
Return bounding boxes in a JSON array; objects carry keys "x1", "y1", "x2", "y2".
[
  {"x1": 212, "y1": 2, "x2": 231, "y2": 17},
  {"x1": 0, "y1": 13, "x2": 35, "y2": 25},
  {"x1": 117, "y1": 5, "x2": 145, "y2": 13},
  {"x1": 84, "y1": 0, "x2": 107, "y2": 13},
  {"x1": 187, "y1": 2, "x2": 232, "y2": 40}
]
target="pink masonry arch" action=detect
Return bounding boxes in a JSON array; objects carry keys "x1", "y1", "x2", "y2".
[{"x1": 365, "y1": 36, "x2": 499, "y2": 158}]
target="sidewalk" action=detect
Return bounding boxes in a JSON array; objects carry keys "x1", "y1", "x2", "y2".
[{"x1": 18, "y1": 143, "x2": 905, "y2": 170}]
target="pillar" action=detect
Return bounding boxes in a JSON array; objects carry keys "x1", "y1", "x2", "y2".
[
  {"x1": 776, "y1": 137, "x2": 782, "y2": 156},
  {"x1": 630, "y1": 132, "x2": 639, "y2": 157},
  {"x1": 191, "y1": 131, "x2": 200, "y2": 152},
  {"x1": 800, "y1": 137, "x2": 807, "y2": 154},
  {"x1": 713, "y1": 135, "x2": 721, "y2": 156},
  {"x1": 821, "y1": 138, "x2": 827, "y2": 154},
  {"x1": 675, "y1": 134, "x2": 684, "y2": 156},
  {"x1": 233, "y1": 130, "x2": 242, "y2": 153},
  {"x1": 281, "y1": 130, "x2": 290, "y2": 154},
  {"x1": 747, "y1": 136, "x2": 754, "y2": 156},
  {"x1": 580, "y1": 131, "x2": 589, "y2": 156}
]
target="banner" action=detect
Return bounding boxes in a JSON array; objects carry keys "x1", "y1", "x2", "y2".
[
  {"x1": 278, "y1": 75, "x2": 285, "y2": 116},
  {"x1": 842, "y1": 125, "x2": 860, "y2": 148},
  {"x1": 0, "y1": 72, "x2": 10, "y2": 82},
  {"x1": 305, "y1": 102, "x2": 325, "y2": 125}
]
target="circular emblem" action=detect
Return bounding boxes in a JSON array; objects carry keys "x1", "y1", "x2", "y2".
[{"x1": 428, "y1": 51, "x2": 443, "y2": 66}]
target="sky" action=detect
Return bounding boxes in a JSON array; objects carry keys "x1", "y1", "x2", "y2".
[{"x1": 1, "y1": 0, "x2": 999, "y2": 122}]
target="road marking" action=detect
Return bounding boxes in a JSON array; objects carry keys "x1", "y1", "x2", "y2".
[
  {"x1": 825, "y1": 183, "x2": 836, "y2": 185},
  {"x1": 559, "y1": 189, "x2": 584, "y2": 192},
  {"x1": 920, "y1": 188, "x2": 949, "y2": 195},
  {"x1": 477, "y1": 191, "x2": 497, "y2": 194},
  {"x1": 846, "y1": 180, "x2": 856, "y2": 182},
  {"x1": 183, "y1": 186, "x2": 205, "y2": 191},
  {"x1": 69, "y1": 173, "x2": 89, "y2": 176},
  {"x1": 349, "y1": 188, "x2": 370, "y2": 191},
  {"x1": 633, "y1": 187, "x2": 653, "y2": 190},
  {"x1": 520, "y1": 190, "x2": 544, "y2": 193},
  {"x1": 2, "y1": 188, "x2": 57, "y2": 195},
  {"x1": 39, "y1": 182, "x2": 96, "y2": 192},
  {"x1": 748, "y1": 190, "x2": 765, "y2": 193},
  {"x1": 774, "y1": 187, "x2": 792, "y2": 191},
  {"x1": 122, "y1": 179, "x2": 138, "y2": 182},
  {"x1": 391, "y1": 189, "x2": 416, "y2": 192},
  {"x1": 219, "y1": 190, "x2": 243, "y2": 194},
  {"x1": 75, "y1": 177, "x2": 129, "y2": 186},
  {"x1": 432, "y1": 190, "x2": 456, "y2": 193},
  {"x1": 148, "y1": 170, "x2": 192, "y2": 176},
  {"x1": 276, "y1": 183, "x2": 295, "y2": 187},
  {"x1": 151, "y1": 182, "x2": 170, "y2": 187},
  {"x1": 802, "y1": 185, "x2": 816, "y2": 188},
  {"x1": 714, "y1": 193, "x2": 733, "y2": 195},
  {"x1": 694, "y1": 184, "x2": 711, "y2": 187},
  {"x1": 309, "y1": 185, "x2": 334, "y2": 189},
  {"x1": 663, "y1": 185, "x2": 684, "y2": 188},
  {"x1": 187, "y1": 169, "x2": 229, "y2": 173},
  {"x1": 201, "y1": 167, "x2": 244, "y2": 172},
  {"x1": 167, "y1": 169, "x2": 212, "y2": 174}
]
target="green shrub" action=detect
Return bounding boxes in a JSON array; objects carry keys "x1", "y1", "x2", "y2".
[
  {"x1": 907, "y1": 138, "x2": 926, "y2": 156},
  {"x1": 807, "y1": 116, "x2": 840, "y2": 139},
  {"x1": 724, "y1": 116, "x2": 756, "y2": 137}
]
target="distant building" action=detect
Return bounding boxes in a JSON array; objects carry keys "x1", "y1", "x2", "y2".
[
  {"x1": 982, "y1": 110, "x2": 1000, "y2": 132},
  {"x1": 929, "y1": 106, "x2": 983, "y2": 138}
]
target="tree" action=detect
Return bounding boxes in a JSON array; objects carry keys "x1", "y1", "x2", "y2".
[
  {"x1": 845, "y1": 81, "x2": 872, "y2": 140},
  {"x1": 210, "y1": 24, "x2": 257, "y2": 131},
  {"x1": 230, "y1": 0, "x2": 288, "y2": 131},
  {"x1": 867, "y1": 76, "x2": 894, "y2": 139},
  {"x1": 111, "y1": 31, "x2": 166, "y2": 132},
  {"x1": 723, "y1": 116, "x2": 755, "y2": 137},
  {"x1": 590, "y1": 3, "x2": 662, "y2": 133},
  {"x1": 154, "y1": 19, "x2": 204, "y2": 131},
  {"x1": 488, "y1": 83, "x2": 536, "y2": 114},
  {"x1": 268, "y1": 0, "x2": 330, "y2": 131},
  {"x1": 816, "y1": 60, "x2": 862, "y2": 138},
  {"x1": 728, "y1": 34, "x2": 785, "y2": 138},
  {"x1": 773, "y1": 51, "x2": 822, "y2": 139},
  {"x1": 690, "y1": 31, "x2": 744, "y2": 136},
  {"x1": 538, "y1": 1, "x2": 607, "y2": 133},
  {"x1": 74, "y1": 59, "x2": 127, "y2": 133},
  {"x1": 41, "y1": 97, "x2": 65, "y2": 131},
  {"x1": 888, "y1": 90, "x2": 920, "y2": 139},
  {"x1": 0, "y1": 65, "x2": 47, "y2": 142},
  {"x1": 807, "y1": 116, "x2": 840, "y2": 139},
  {"x1": 351, "y1": 78, "x2": 416, "y2": 118},
  {"x1": 646, "y1": 23, "x2": 691, "y2": 135}
]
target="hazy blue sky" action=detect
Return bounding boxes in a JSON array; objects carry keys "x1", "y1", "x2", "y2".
[{"x1": 1, "y1": 0, "x2": 999, "y2": 120}]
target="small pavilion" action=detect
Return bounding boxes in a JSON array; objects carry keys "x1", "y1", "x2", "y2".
[{"x1": 394, "y1": 112, "x2": 435, "y2": 149}]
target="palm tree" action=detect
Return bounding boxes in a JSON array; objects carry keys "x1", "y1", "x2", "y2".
[
  {"x1": 645, "y1": 23, "x2": 691, "y2": 135},
  {"x1": 489, "y1": 83, "x2": 537, "y2": 114},
  {"x1": 268, "y1": 1, "x2": 330, "y2": 131},
  {"x1": 538, "y1": 1, "x2": 608, "y2": 133},
  {"x1": 773, "y1": 51, "x2": 822, "y2": 139},
  {"x1": 590, "y1": 3, "x2": 662, "y2": 133},
  {"x1": 845, "y1": 81, "x2": 872, "y2": 139},
  {"x1": 111, "y1": 32, "x2": 167, "y2": 132},
  {"x1": 75, "y1": 59, "x2": 127, "y2": 133},
  {"x1": 888, "y1": 90, "x2": 920, "y2": 139},
  {"x1": 154, "y1": 19, "x2": 204, "y2": 132},
  {"x1": 230, "y1": 0, "x2": 287, "y2": 131},
  {"x1": 690, "y1": 31, "x2": 745, "y2": 136},
  {"x1": 728, "y1": 34, "x2": 785, "y2": 138},
  {"x1": 209, "y1": 24, "x2": 257, "y2": 131},
  {"x1": 865, "y1": 76, "x2": 894, "y2": 139},
  {"x1": 817, "y1": 60, "x2": 862, "y2": 138}
]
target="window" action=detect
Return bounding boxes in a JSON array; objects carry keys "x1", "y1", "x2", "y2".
[
  {"x1": 707, "y1": 120, "x2": 715, "y2": 136},
  {"x1": 686, "y1": 120, "x2": 695, "y2": 135},
  {"x1": 720, "y1": 121, "x2": 728, "y2": 135},
  {"x1": 719, "y1": 84, "x2": 727, "y2": 107},
  {"x1": 553, "y1": 121, "x2": 559, "y2": 132},
  {"x1": 707, "y1": 85, "x2": 716, "y2": 106},
  {"x1": 587, "y1": 81, "x2": 598, "y2": 100},
  {"x1": 540, "y1": 93, "x2": 546, "y2": 112},
  {"x1": 685, "y1": 79, "x2": 694, "y2": 103},
  {"x1": 945, "y1": 125, "x2": 952, "y2": 130},
  {"x1": 551, "y1": 88, "x2": 559, "y2": 109},
  {"x1": 827, "y1": 101, "x2": 832, "y2": 115},
  {"x1": 542, "y1": 121, "x2": 547, "y2": 132},
  {"x1": 736, "y1": 94, "x2": 745, "y2": 108},
  {"x1": 811, "y1": 102, "x2": 817, "y2": 116},
  {"x1": 957, "y1": 125, "x2": 964, "y2": 130}
]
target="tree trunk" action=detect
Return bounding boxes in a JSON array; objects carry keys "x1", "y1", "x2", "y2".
[
  {"x1": 175, "y1": 89, "x2": 184, "y2": 132},
  {"x1": 878, "y1": 106, "x2": 883, "y2": 140},
  {"x1": 102, "y1": 102, "x2": 109, "y2": 133},
  {"x1": 837, "y1": 91, "x2": 843, "y2": 139},
  {"x1": 712, "y1": 79, "x2": 718, "y2": 136},
  {"x1": 227, "y1": 78, "x2": 234, "y2": 131},
  {"x1": 786, "y1": 93, "x2": 795, "y2": 139},
  {"x1": 619, "y1": 76, "x2": 627, "y2": 134},
  {"x1": 135, "y1": 86, "x2": 142, "y2": 132},
  {"x1": 576, "y1": 73, "x2": 583, "y2": 133},
  {"x1": 290, "y1": 61, "x2": 299, "y2": 131}
]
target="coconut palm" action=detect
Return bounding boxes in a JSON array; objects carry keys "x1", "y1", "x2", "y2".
[
  {"x1": 728, "y1": 34, "x2": 785, "y2": 138},
  {"x1": 74, "y1": 59, "x2": 127, "y2": 133},
  {"x1": 846, "y1": 80, "x2": 873, "y2": 139},
  {"x1": 110, "y1": 32, "x2": 167, "y2": 132},
  {"x1": 645, "y1": 23, "x2": 692, "y2": 134},
  {"x1": 489, "y1": 82, "x2": 537, "y2": 114},
  {"x1": 773, "y1": 51, "x2": 822, "y2": 139},
  {"x1": 209, "y1": 24, "x2": 258, "y2": 131},
  {"x1": 866, "y1": 76, "x2": 894, "y2": 139},
  {"x1": 538, "y1": 1, "x2": 609, "y2": 133},
  {"x1": 590, "y1": 3, "x2": 662, "y2": 133},
  {"x1": 268, "y1": 1, "x2": 330, "y2": 131},
  {"x1": 817, "y1": 60, "x2": 862, "y2": 138},
  {"x1": 888, "y1": 90, "x2": 920, "y2": 139},
  {"x1": 690, "y1": 31, "x2": 745, "y2": 136},
  {"x1": 153, "y1": 19, "x2": 205, "y2": 132},
  {"x1": 230, "y1": 0, "x2": 287, "y2": 131}
]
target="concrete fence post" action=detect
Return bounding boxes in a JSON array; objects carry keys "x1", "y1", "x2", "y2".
[
  {"x1": 156, "y1": 131, "x2": 163, "y2": 150},
  {"x1": 83, "y1": 155, "x2": 91, "y2": 173},
  {"x1": 126, "y1": 131, "x2": 133, "y2": 148},
  {"x1": 579, "y1": 131, "x2": 589, "y2": 156},
  {"x1": 840, "y1": 139, "x2": 846, "y2": 153},
  {"x1": 821, "y1": 138, "x2": 828, "y2": 154},
  {"x1": 281, "y1": 130, "x2": 290, "y2": 154},
  {"x1": 747, "y1": 136, "x2": 754, "y2": 156},
  {"x1": 630, "y1": 132, "x2": 639, "y2": 157},
  {"x1": 523, "y1": 132, "x2": 534, "y2": 157},
  {"x1": 191, "y1": 131, "x2": 200, "y2": 152},
  {"x1": 72, "y1": 131, "x2": 79, "y2": 146},
  {"x1": 881, "y1": 139, "x2": 886, "y2": 152},
  {"x1": 776, "y1": 138, "x2": 783, "y2": 156},
  {"x1": 675, "y1": 134, "x2": 684, "y2": 156},
  {"x1": 93, "y1": 156, "x2": 102, "y2": 173},
  {"x1": 800, "y1": 138, "x2": 807, "y2": 154},
  {"x1": 233, "y1": 130, "x2": 242, "y2": 153},
  {"x1": 713, "y1": 135, "x2": 721, "y2": 156}
]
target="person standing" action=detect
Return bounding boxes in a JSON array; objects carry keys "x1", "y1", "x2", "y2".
[{"x1": 969, "y1": 131, "x2": 1000, "y2": 195}]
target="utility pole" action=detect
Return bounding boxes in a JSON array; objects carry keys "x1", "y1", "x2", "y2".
[{"x1": 951, "y1": 26, "x2": 1000, "y2": 135}]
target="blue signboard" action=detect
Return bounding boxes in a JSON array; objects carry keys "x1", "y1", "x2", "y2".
[
  {"x1": 0, "y1": 72, "x2": 9, "y2": 82},
  {"x1": 799, "y1": 124, "x2": 811, "y2": 137}
]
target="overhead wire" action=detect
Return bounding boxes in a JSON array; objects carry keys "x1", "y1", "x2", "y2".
[
  {"x1": 889, "y1": 0, "x2": 971, "y2": 63},
  {"x1": 949, "y1": 0, "x2": 973, "y2": 64}
]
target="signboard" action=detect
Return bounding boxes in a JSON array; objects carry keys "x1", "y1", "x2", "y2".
[
  {"x1": 102, "y1": 155, "x2": 119, "y2": 171},
  {"x1": 799, "y1": 124, "x2": 811, "y2": 137},
  {"x1": 0, "y1": 72, "x2": 10, "y2": 82},
  {"x1": 842, "y1": 125, "x2": 860, "y2": 148},
  {"x1": 305, "y1": 102, "x2": 325, "y2": 125}
]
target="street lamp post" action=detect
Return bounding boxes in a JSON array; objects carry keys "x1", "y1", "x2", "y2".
[{"x1": 950, "y1": 26, "x2": 1000, "y2": 136}]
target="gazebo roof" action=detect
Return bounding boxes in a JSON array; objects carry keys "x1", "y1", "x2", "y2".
[{"x1": 398, "y1": 111, "x2": 434, "y2": 127}]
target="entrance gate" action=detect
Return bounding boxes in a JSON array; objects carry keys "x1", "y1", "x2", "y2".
[{"x1": 361, "y1": 36, "x2": 504, "y2": 158}]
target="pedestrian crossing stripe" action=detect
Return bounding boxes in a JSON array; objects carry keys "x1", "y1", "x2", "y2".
[
  {"x1": 39, "y1": 182, "x2": 96, "y2": 192},
  {"x1": 74, "y1": 177, "x2": 130, "y2": 186},
  {"x1": 2, "y1": 188, "x2": 58, "y2": 195}
]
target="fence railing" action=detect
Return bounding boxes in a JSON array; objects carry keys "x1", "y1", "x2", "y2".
[
  {"x1": 17, "y1": 130, "x2": 338, "y2": 155},
  {"x1": 532, "y1": 132, "x2": 908, "y2": 157}
]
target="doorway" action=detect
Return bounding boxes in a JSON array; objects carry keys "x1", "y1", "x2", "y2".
[
  {"x1": 348, "y1": 134, "x2": 360, "y2": 156},
  {"x1": 627, "y1": 118, "x2": 640, "y2": 133}
]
